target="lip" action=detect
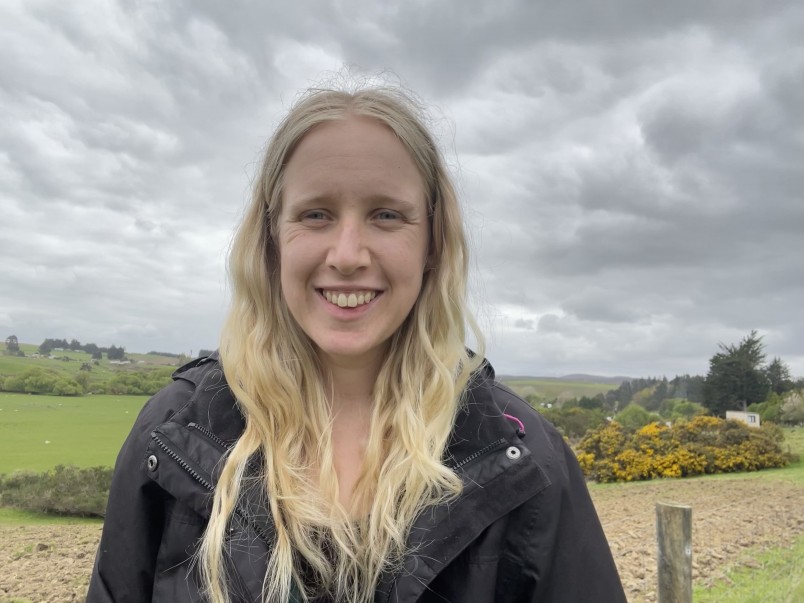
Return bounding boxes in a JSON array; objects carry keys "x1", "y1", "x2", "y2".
[
  {"x1": 315, "y1": 286, "x2": 383, "y2": 293},
  {"x1": 315, "y1": 287, "x2": 383, "y2": 300}
]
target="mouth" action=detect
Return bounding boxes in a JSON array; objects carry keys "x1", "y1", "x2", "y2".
[{"x1": 319, "y1": 289, "x2": 380, "y2": 308}]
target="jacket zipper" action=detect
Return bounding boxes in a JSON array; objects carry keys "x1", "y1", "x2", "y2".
[
  {"x1": 446, "y1": 437, "x2": 507, "y2": 470},
  {"x1": 152, "y1": 433, "x2": 214, "y2": 491},
  {"x1": 187, "y1": 421, "x2": 263, "y2": 477},
  {"x1": 188, "y1": 422, "x2": 233, "y2": 450},
  {"x1": 151, "y1": 428, "x2": 275, "y2": 545},
  {"x1": 151, "y1": 427, "x2": 276, "y2": 602}
]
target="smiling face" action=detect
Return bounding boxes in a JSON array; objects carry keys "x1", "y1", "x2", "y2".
[{"x1": 277, "y1": 115, "x2": 429, "y2": 371}]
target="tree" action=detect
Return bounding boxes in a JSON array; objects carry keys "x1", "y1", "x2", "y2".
[
  {"x1": 107, "y1": 345, "x2": 126, "y2": 360},
  {"x1": 704, "y1": 331, "x2": 770, "y2": 416},
  {"x1": 648, "y1": 378, "x2": 669, "y2": 411},
  {"x1": 765, "y1": 357, "x2": 794, "y2": 395},
  {"x1": 75, "y1": 371, "x2": 91, "y2": 394},
  {"x1": 578, "y1": 394, "x2": 604, "y2": 411},
  {"x1": 39, "y1": 339, "x2": 53, "y2": 355},
  {"x1": 540, "y1": 406, "x2": 607, "y2": 439},
  {"x1": 658, "y1": 398, "x2": 707, "y2": 422},
  {"x1": 780, "y1": 391, "x2": 804, "y2": 425},
  {"x1": 5, "y1": 335, "x2": 20, "y2": 354},
  {"x1": 748, "y1": 394, "x2": 784, "y2": 424},
  {"x1": 614, "y1": 403, "x2": 657, "y2": 431}
]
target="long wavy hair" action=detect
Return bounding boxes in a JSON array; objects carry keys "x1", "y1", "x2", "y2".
[{"x1": 200, "y1": 87, "x2": 483, "y2": 603}]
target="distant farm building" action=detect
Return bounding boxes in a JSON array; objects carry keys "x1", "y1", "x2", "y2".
[{"x1": 726, "y1": 410, "x2": 761, "y2": 428}]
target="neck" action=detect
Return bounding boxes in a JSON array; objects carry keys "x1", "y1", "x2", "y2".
[
  {"x1": 319, "y1": 352, "x2": 383, "y2": 413},
  {"x1": 317, "y1": 352, "x2": 382, "y2": 512}
]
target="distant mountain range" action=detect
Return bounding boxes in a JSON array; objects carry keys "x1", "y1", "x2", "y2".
[{"x1": 498, "y1": 374, "x2": 630, "y2": 385}]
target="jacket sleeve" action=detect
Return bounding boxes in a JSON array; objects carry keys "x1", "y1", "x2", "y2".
[
  {"x1": 491, "y1": 388, "x2": 626, "y2": 603},
  {"x1": 86, "y1": 379, "x2": 195, "y2": 603},
  {"x1": 524, "y1": 429, "x2": 627, "y2": 603}
]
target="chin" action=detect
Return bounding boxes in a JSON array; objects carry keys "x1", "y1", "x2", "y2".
[{"x1": 314, "y1": 339, "x2": 390, "y2": 367}]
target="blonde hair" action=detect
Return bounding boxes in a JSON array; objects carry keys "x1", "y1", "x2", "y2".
[{"x1": 201, "y1": 87, "x2": 483, "y2": 602}]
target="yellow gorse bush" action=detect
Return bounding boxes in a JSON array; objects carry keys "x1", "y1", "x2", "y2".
[{"x1": 576, "y1": 415, "x2": 790, "y2": 483}]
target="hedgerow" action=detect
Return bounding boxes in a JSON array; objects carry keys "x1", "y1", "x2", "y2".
[
  {"x1": 576, "y1": 416, "x2": 791, "y2": 483},
  {"x1": 1, "y1": 367, "x2": 83, "y2": 396},
  {"x1": 0, "y1": 465, "x2": 112, "y2": 517}
]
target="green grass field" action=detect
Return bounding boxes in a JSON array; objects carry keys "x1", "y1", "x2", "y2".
[
  {"x1": 0, "y1": 393, "x2": 147, "y2": 473},
  {"x1": 501, "y1": 377, "x2": 616, "y2": 402},
  {"x1": 0, "y1": 507, "x2": 101, "y2": 526},
  {"x1": 0, "y1": 389, "x2": 801, "y2": 598},
  {"x1": 692, "y1": 427, "x2": 804, "y2": 602},
  {"x1": 694, "y1": 534, "x2": 804, "y2": 603},
  {"x1": 0, "y1": 348, "x2": 180, "y2": 389}
]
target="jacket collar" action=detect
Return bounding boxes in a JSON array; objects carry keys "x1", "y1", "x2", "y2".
[
  {"x1": 375, "y1": 362, "x2": 551, "y2": 602},
  {"x1": 160, "y1": 355, "x2": 550, "y2": 602}
]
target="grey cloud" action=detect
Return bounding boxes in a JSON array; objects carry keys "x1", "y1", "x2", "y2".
[
  {"x1": 513, "y1": 318, "x2": 535, "y2": 330},
  {"x1": 2, "y1": 0, "x2": 802, "y2": 379}
]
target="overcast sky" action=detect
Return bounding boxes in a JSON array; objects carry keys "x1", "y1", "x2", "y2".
[{"x1": 1, "y1": 0, "x2": 802, "y2": 378}]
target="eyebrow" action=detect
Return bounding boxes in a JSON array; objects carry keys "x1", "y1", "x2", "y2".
[{"x1": 285, "y1": 193, "x2": 422, "y2": 212}]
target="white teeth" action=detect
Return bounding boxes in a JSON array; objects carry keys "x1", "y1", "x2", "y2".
[{"x1": 322, "y1": 290, "x2": 376, "y2": 308}]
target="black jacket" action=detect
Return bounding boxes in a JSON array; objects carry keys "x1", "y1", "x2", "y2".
[{"x1": 87, "y1": 354, "x2": 625, "y2": 602}]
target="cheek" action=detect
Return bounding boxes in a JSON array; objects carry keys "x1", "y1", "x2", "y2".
[{"x1": 278, "y1": 231, "x2": 313, "y2": 275}]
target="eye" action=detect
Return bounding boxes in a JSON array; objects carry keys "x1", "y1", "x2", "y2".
[
  {"x1": 301, "y1": 210, "x2": 329, "y2": 222},
  {"x1": 374, "y1": 209, "x2": 402, "y2": 221}
]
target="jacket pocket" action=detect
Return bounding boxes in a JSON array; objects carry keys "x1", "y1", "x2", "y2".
[{"x1": 145, "y1": 422, "x2": 224, "y2": 520}]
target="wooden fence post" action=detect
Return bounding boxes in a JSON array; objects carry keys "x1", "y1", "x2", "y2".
[{"x1": 656, "y1": 502, "x2": 692, "y2": 603}]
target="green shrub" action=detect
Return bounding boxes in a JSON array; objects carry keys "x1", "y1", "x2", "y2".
[
  {"x1": 614, "y1": 403, "x2": 660, "y2": 430},
  {"x1": 781, "y1": 390, "x2": 804, "y2": 424},
  {"x1": 52, "y1": 378, "x2": 83, "y2": 396},
  {"x1": 0, "y1": 367, "x2": 82, "y2": 396},
  {"x1": 539, "y1": 406, "x2": 608, "y2": 440},
  {"x1": 659, "y1": 398, "x2": 707, "y2": 421},
  {"x1": 0, "y1": 465, "x2": 112, "y2": 517},
  {"x1": 106, "y1": 368, "x2": 172, "y2": 395},
  {"x1": 749, "y1": 393, "x2": 784, "y2": 423},
  {"x1": 2, "y1": 367, "x2": 60, "y2": 394}
]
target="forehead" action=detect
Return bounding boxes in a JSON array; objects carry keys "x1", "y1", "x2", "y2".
[{"x1": 281, "y1": 115, "x2": 425, "y2": 206}]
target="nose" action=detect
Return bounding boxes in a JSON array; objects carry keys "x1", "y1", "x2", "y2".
[{"x1": 326, "y1": 219, "x2": 370, "y2": 274}]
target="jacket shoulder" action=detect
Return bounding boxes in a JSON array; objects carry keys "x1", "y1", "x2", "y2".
[
  {"x1": 485, "y1": 378, "x2": 568, "y2": 471},
  {"x1": 129, "y1": 352, "x2": 238, "y2": 439},
  {"x1": 485, "y1": 380, "x2": 626, "y2": 601}
]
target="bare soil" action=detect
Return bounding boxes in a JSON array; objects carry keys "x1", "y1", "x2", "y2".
[
  {"x1": 593, "y1": 477, "x2": 804, "y2": 602},
  {"x1": 1, "y1": 477, "x2": 803, "y2": 602}
]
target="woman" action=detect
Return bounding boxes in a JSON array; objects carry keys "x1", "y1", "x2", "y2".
[{"x1": 87, "y1": 87, "x2": 625, "y2": 602}]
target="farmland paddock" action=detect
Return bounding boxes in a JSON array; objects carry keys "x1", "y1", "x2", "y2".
[{"x1": 0, "y1": 394, "x2": 802, "y2": 601}]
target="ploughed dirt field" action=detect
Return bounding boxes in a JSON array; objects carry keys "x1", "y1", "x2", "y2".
[{"x1": 1, "y1": 477, "x2": 803, "y2": 602}]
